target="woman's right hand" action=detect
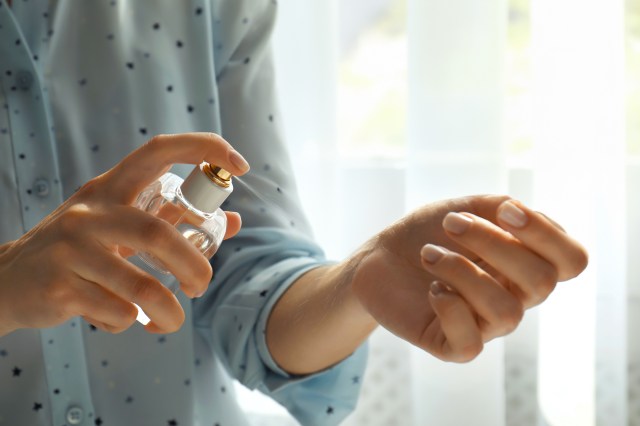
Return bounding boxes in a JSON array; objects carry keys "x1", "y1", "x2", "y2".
[{"x1": 0, "y1": 133, "x2": 249, "y2": 337}]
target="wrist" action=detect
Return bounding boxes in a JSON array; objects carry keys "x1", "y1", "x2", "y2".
[
  {"x1": 332, "y1": 241, "x2": 379, "y2": 326},
  {"x1": 265, "y1": 248, "x2": 378, "y2": 375}
]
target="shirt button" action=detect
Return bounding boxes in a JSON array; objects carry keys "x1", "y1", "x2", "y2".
[
  {"x1": 66, "y1": 406, "x2": 84, "y2": 425},
  {"x1": 16, "y1": 70, "x2": 34, "y2": 91},
  {"x1": 33, "y1": 178, "x2": 50, "y2": 197}
]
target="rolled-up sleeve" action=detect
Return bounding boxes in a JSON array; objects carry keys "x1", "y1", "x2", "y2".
[
  {"x1": 194, "y1": 228, "x2": 368, "y2": 425},
  {"x1": 192, "y1": 1, "x2": 368, "y2": 424}
]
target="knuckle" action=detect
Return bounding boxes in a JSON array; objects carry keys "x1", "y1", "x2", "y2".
[
  {"x1": 43, "y1": 280, "x2": 74, "y2": 312},
  {"x1": 130, "y1": 274, "x2": 163, "y2": 305},
  {"x1": 146, "y1": 134, "x2": 167, "y2": 148},
  {"x1": 57, "y1": 205, "x2": 93, "y2": 236},
  {"x1": 110, "y1": 305, "x2": 138, "y2": 333},
  {"x1": 566, "y1": 249, "x2": 589, "y2": 280},
  {"x1": 192, "y1": 261, "x2": 213, "y2": 292},
  {"x1": 443, "y1": 253, "x2": 469, "y2": 277},
  {"x1": 75, "y1": 177, "x2": 102, "y2": 199},
  {"x1": 139, "y1": 135, "x2": 168, "y2": 159},
  {"x1": 477, "y1": 230, "x2": 500, "y2": 248},
  {"x1": 56, "y1": 212, "x2": 81, "y2": 236},
  {"x1": 434, "y1": 296, "x2": 460, "y2": 318},
  {"x1": 164, "y1": 307, "x2": 185, "y2": 333},
  {"x1": 141, "y1": 217, "x2": 173, "y2": 248},
  {"x1": 529, "y1": 265, "x2": 558, "y2": 304},
  {"x1": 453, "y1": 341, "x2": 483, "y2": 363},
  {"x1": 493, "y1": 299, "x2": 524, "y2": 335},
  {"x1": 204, "y1": 131, "x2": 223, "y2": 144}
]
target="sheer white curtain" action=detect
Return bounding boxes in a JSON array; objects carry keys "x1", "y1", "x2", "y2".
[
  {"x1": 407, "y1": 0, "x2": 507, "y2": 425},
  {"x1": 258, "y1": 0, "x2": 634, "y2": 425},
  {"x1": 531, "y1": 1, "x2": 627, "y2": 425}
]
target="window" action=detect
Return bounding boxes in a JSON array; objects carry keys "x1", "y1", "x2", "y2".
[{"x1": 338, "y1": 0, "x2": 407, "y2": 160}]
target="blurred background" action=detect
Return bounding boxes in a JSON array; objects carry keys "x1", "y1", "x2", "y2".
[{"x1": 235, "y1": 0, "x2": 639, "y2": 425}]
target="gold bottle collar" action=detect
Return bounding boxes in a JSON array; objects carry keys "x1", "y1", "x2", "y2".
[{"x1": 203, "y1": 163, "x2": 232, "y2": 188}]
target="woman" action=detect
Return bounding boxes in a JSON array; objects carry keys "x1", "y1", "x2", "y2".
[{"x1": 0, "y1": 1, "x2": 587, "y2": 425}]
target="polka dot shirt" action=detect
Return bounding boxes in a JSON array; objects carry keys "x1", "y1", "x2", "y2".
[{"x1": 0, "y1": 1, "x2": 367, "y2": 425}]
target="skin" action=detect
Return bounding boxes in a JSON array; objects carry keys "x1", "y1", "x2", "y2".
[
  {"x1": 0, "y1": 134, "x2": 589, "y2": 376},
  {"x1": 267, "y1": 196, "x2": 588, "y2": 373},
  {"x1": 0, "y1": 133, "x2": 249, "y2": 335},
  {"x1": 1, "y1": 0, "x2": 590, "y2": 366}
]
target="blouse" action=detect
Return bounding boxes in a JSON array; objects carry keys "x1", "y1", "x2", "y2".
[{"x1": 0, "y1": 1, "x2": 367, "y2": 425}]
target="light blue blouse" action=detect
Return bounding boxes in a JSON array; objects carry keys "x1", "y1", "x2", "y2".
[{"x1": 0, "y1": 1, "x2": 367, "y2": 425}]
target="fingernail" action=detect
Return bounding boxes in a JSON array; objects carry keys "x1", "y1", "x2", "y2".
[
  {"x1": 430, "y1": 281, "x2": 446, "y2": 296},
  {"x1": 229, "y1": 150, "x2": 250, "y2": 173},
  {"x1": 443, "y1": 212, "x2": 473, "y2": 235},
  {"x1": 421, "y1": 244, "x2": 446, "y2": 264},
  {"x1": 498, "y1": 201, "x2": 528, "y2": 228}
]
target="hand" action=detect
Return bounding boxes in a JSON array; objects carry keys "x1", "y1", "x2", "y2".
[
  {"x1": 0, "y1": 133, "x2": 249, "y2": 337},
  {"x1": 351, "y1": 195, "x2": 588, "y2": 362}
]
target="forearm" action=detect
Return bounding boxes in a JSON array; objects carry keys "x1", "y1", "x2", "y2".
[
  {"x1": 265, "y1": 247, "x2": 378, "y2": 375},
  {"x1": 0, "y1": 241, "x2": 17, "y2": 337}
]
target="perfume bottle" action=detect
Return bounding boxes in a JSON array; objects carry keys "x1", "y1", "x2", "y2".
[{"x1": 129, "y1": 162, "x2": 233, "y2": 325}]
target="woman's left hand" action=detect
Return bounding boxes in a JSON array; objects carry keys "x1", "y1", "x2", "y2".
[{"x1": 350, "y1": 195, "x2": 588, "y2": 362}]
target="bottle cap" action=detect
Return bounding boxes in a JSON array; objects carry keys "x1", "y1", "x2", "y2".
[{"x1": 180, "y1": 162, "x2": 233, "y2": 213}]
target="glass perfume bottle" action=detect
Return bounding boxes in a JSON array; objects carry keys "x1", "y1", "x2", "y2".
[{"x1": 129, "y1": 162, "x2": 233, "y2": 325}]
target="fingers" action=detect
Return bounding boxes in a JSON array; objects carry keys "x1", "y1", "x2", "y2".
[
  {"x1": 73, "y1": 245, "x2": 185, "y2": 333},
  {"x1": 224, "y1": 211, "x2": 242, "y2": 240},
  {"x1": 421, "y1": 244, "x2": 524, "y2": 340},
  {"x1": 66, "y1": 278, "x2": 139, "y2": 333},
  {"x1": 495, "y1": 200, "x2": 588, "y2": 281},
  {"x1": 442, "y1": 212, "x2": 557, "y2": 307},
  {"x1": 426, "y1": 282, "x2": 483, "y2": 363},
  {"x1": 92, "y1": 205, "x2": 213, "y2": 297},
  {"x1": 418, "y1": 198, "x2": 588, "y2": 356},
  {"x1": 102, "y1": 133, "x2": 250, "y2": 204},
  {"x1": 440, "y1": 201, "x2": 588, "y2": 307}
]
